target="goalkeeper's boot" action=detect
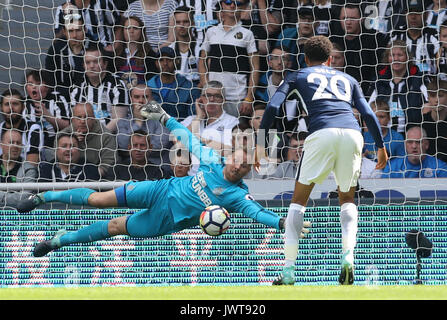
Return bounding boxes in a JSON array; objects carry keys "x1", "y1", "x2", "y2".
[
  {"x1": 338, "y1": 250, "x2": 354, "y2": 285},
  {"x1": 272, "y1": 266, "x2": 295, "y2": 285},
  {"x1": 33, "y1": 229, "x2": 67, "y2": 257},
  {"x1": 17, "y1": 193, "x2": 45, "y2": 213}
]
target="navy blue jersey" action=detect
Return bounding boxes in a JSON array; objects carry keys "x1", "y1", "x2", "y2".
[{"x1": 261, "y1": 65, "x2": 384, "y2": 149}]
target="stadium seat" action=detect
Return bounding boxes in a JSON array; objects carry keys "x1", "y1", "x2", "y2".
[{"x1": 375, "y1": 189, "x2": 406, "y2": 198}]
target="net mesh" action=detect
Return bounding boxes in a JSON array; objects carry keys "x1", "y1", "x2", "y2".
[
  {"x1": 0, "y1": 0, "x2": 446, "y2": 286},
  {"x1": 1, "y1": 206, "x2": 446, "y2": 286}
]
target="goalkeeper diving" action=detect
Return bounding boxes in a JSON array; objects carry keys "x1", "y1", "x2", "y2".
[{"x1": 17, "y1": 101, "x2": 310, "y2": 257}]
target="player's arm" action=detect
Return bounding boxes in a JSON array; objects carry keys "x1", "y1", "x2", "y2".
[
  {"x1": 258, "y1": 73, "x2": 295, "y2": 139},
  {"x1": 231, "y1": 195, "x2": 282, "y2": 230},
  {"x1": 141, "y1": 101, "x2": 220, "y2": 164},
  {"x1": 255, "y1": 72, "x2": 295, "y2": 169},
  {"x1": 230, "y1": 195, "x2": 310, "y2": 237},
  {"x1": 353, "y1": 86, "x2": 388, "y2": 169}
]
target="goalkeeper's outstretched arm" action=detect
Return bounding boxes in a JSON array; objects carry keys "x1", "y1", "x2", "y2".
[{"x1": 141, "y1": 101, "x2": 220, "y2": 165}]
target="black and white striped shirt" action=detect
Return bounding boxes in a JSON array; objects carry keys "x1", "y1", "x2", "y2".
[
  {"x1": 391, "y1": 28, "x2": 440, "y2": 75},
  {"x1": 372, "y1": 0, "x2": 407, "y2": 33},
  {"x1": 438, "y1": 46, "x2": 447, "y2": 80},
  {"x1": 54, "y1": 0, "x2": 121, "y2": 47},
  {"x1": 23, "y1": 91, "x2": 72, "y2": 148},
  {"x1": 177, "y1": 0, "x2": 218, "y2": 54},
  {"x1": 45, "y1": 38, "x2": 85, "y2": 91},
  {"x1": 426, "y1": 6, "x2": 447, "y2": 31},
  {"x1": 70, "y1": 73, "x2": 130, "y2": 126},
  {"x1": 124, "y1": 0, "x2": 179, "y2": 51},
  {"x1": 169, "y1": 41, "x2": 200, "y2": 83}
]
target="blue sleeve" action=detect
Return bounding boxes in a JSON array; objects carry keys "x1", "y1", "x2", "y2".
[
  {"x1": 254, "y1": 73, "x2": 269, "y2": 102},
  {"x1": 229, "y1": 195, "x2": 281, "y2": 230},
  {"x1": 352, "y1": 82, "x2": 384, "y2": 149},
  {"x1": 436, "y1": 159, "x2": 447, "y2": 177},
  {"x1": 192, "y1": 86, "x2": 201, "y2": 102},
  {"x1": 189, "y1": 87, "x2": 201, "y2": 116},
  {"x1": 166, "y1": 117, "x2": 221, "y2": 165}
]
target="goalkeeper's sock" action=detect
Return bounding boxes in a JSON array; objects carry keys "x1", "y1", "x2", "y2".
[
  {"x1": 43, "y1": 188, "x2": 96, "y2": 206},
  {"x1": 58, "y1": 220, "x2": 111, "y2": 247},
  {"x1": 340, "y1": 202, "x2": 358, "y2": 265},
  {"x1": 284, "y1": 203, "x2": 305, "y2": 268}
]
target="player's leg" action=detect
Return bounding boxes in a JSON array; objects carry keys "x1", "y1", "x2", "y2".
[
  {"x1": 126, "y1": 208, "x2": 176, "y2": 238},
  {"x1": 33, "y1": 216, "x2": 129, "y2": 257},
  {"x1": 333, "y1": 128, "x2": 363, "y2": 285},
  {"x1": 34, "y1": 204, "x2": 177, "y2": 257},
  {"x1": 33, "y1": 180, "x2": 172, "y2": 256},
  {"x1": 17, "y1": 180, "x2": 159, "y2": 213},
  {"x1": 16, "y1": 188, "x2": 118, "y2": 213},
  {"x1": 273, "y1": 181, "x2": 314, "y2": 285},
  {"x1": 337, "y1": 187, "x2": 357, "y2": 285},
  {"x1": 285, "y1": 182, "x2": 315, "y2": 267},
  {"x1": 273, "y1": 129, "x2": 336, "y2": 285}
]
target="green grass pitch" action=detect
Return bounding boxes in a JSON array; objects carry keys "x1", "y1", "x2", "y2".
[{"x1": 0, "y1": 285, "x2": 446, "y2": 300}]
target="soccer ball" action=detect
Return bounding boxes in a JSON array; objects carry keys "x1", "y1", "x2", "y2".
[{"x1": 199, "y1": 205, "x2": 230, "y2": 236}]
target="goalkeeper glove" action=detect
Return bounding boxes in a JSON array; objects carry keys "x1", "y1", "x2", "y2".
[
  {"x1": 140, "y1": 101, "x2": 171, "y2": 126},
  {"x1": 279, "y1": 218, "x2": 311, "y2": 239}
]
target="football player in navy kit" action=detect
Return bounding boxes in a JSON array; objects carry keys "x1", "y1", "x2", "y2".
[{"x1": 256, "y1": 36, "x2": 388, "y2": 285}]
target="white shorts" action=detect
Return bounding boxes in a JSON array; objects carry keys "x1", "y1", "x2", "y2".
[{"x1": 297, "y1": 128, "x2": 364, "y2": 192}]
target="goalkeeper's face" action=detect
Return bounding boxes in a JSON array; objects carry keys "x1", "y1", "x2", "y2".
[{"x1": 224, "y1": 149, "x2": 252, "y2": 182}]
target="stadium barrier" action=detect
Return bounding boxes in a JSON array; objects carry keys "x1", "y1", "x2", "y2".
[
  {"x1": 2, "y1": 178, "x2": 447, "y2": 199},
  {"x1": 1, "y1": 202, "x2": 446, "y2": 287}
]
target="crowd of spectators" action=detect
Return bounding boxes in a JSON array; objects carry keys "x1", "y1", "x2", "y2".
[{"x1": 1, "y1": 0, "x2": 447, "y2": 207}]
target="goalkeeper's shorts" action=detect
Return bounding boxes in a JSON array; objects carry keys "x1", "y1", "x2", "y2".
[
  {"x1": 115, "y1": 180, "x2": 169, "y2": 209},
  {"x1": 115, "y1": 180, "x2": 177, "y2": 237}
]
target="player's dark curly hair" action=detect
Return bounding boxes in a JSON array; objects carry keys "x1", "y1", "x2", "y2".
[{"x1": 303, "y1": 36, "x2": 333, "y2": 64}]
